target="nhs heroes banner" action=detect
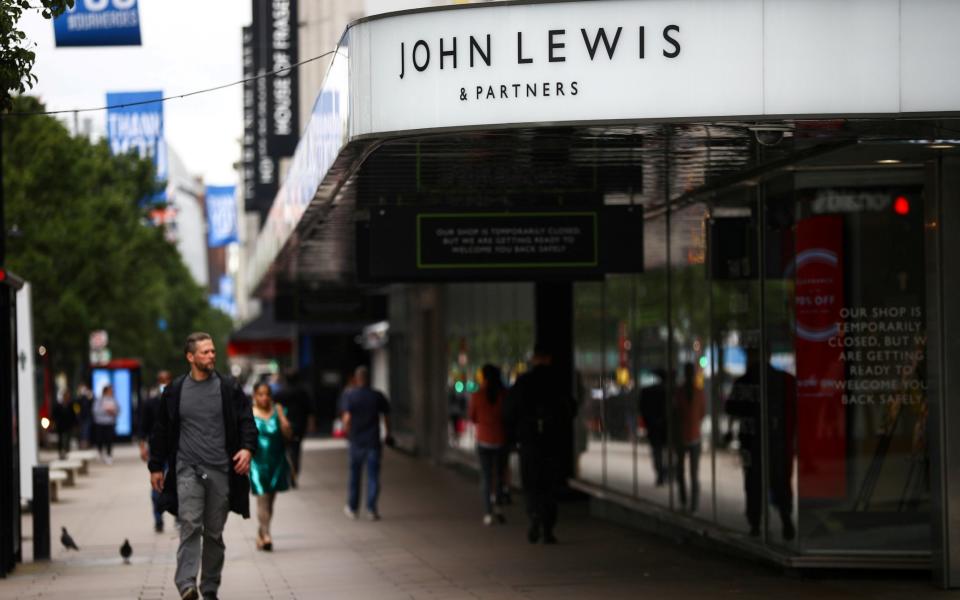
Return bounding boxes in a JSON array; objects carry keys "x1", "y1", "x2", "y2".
[
  {"x1": 54, "y1": 0, "x2": 142, "y2": 47},
  {"x1": 206, "y1": 185, "x2": 239, "y2": 248},
  {"x1": 106, "y1": 91, "x2": 166, "y2": 202}
]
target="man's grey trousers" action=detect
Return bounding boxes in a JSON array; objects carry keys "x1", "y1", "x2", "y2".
[{"x1": 175, "y1": 460, "x2": 230, "y2": 597}]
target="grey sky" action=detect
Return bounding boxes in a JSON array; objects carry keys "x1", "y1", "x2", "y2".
[{"x1": 20, "y1": 1, "x2": 251, "y2": 185}]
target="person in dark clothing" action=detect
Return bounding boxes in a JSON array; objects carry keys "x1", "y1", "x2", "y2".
[
  {"x1": 341, "y1": 366, "x2": 393, "y2": 521},
  {"x1": 504, "y1": 345, "x2": 576, "y2": 545},
  {"x1": 274, "y1": 368, "x2": 310, "y2": 485},
  {"x1": 73, "y1": 384, "x2": 94, "y2": 449},
  {"x1": 148, "y1": 333, "x2": 257, "y2": 600},
  {"x1": 140, "y1": 370, "x2": 172, "y2": 533},
  {"x1": 640, "y1": 368, "x2": 669, "y2": 486},
  {"x1": 724, "y1": 348, "x2": 796, "y2": 540},
  {"x1": 53, "y1": 389, "x2": 77, "y2": 459}
]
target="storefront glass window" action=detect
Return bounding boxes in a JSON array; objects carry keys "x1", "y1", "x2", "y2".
[
  {"x1": 703, "y1": 189, "x2": 763, "y2": 535},
  {"x1": 669, "y1": 202, "x2": 714, "y2": 517},
  {"x1": 574, "y1": 280, "x2": 606, "y2": 487},
  {"x1": 778, "y1": 165, "x2": 931, "y2": 552},
  {"x1": 444, "y1": 283, "x2": 534, "y2": 455},
  {"x1": 635, "y1": 213, "x2": 671, "y2": 507}
]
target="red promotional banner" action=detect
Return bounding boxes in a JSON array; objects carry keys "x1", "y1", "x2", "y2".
[{"x1": 794, "y1": 215, "x2": 846, "y2": 499}]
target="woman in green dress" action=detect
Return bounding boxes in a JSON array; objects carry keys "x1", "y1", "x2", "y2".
[{"x1": 250, "y1": 382, "x2": 293, "y2": 551}]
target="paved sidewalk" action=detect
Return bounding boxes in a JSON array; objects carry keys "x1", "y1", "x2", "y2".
[{"x1": 2, "y1": 440, "x2": 944, "y2": 599}]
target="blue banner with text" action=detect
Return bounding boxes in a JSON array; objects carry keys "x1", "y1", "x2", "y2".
[{"x1": 54, "y1": 0, "x2": 142, "y2": 47}]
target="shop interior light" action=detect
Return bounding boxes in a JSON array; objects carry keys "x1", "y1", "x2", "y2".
[
  {"x1": 40, "y1": 417, "x2": 50, "y2": 430},
  {"x1": 876, "y1": 159, "x2": 901, "y2": 165},
  {"x1": 894, "y1": 196, "x2": 911, "y2": 216},
  {"x1": 929, "y1": 144, "x2": 955, "y2": 150}
]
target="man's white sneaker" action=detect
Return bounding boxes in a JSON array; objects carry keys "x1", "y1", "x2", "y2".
[
  {"x1": 367, "y1": 511, "x2": 381, "y2": 522},
  {"x1": 483, "y1": 514, "x2": 494, "y2": 526},
  {"x1": 343, "y1": 506, "x2": 358, "y2": 520}
]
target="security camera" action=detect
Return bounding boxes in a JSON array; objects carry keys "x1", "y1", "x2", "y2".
[{"x1": 750, "y1": 125, "x2": 792, "y2": 147}]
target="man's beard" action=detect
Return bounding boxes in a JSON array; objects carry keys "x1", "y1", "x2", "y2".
[{"x1": 196, "y1": 361, "x2": 214, "y2": 373}]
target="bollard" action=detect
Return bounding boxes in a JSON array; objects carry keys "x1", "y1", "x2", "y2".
[{"x1": 32, "y1": 466, "x2": 50, "y2": 561}]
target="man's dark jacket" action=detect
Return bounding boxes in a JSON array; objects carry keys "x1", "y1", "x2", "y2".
[{"x1": 147, "y1": 372, "x2": 257, "y2": 518}]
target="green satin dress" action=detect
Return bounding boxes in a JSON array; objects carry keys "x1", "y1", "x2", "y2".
[{"x1": 250, "y1": 408, "x2": 291, "y2": 495}]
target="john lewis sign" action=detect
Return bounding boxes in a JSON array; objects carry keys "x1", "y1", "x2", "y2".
[{"x1": 351, "y1": 0, "x2": 960, "y2": 136}]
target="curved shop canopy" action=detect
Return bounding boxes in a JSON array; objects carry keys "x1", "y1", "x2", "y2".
[{"x1": 250, "y1": 0, "x2": 960, "y2": 293}]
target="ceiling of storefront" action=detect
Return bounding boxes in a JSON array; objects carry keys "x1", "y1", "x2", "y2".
[{"x1": 266, "y1": 118, "x2": 960, "y2": 293}]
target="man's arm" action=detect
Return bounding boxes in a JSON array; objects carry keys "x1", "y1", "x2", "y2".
[
  {"x1": 138, "y1": 396, "x2": 155, "y2": 462},
  {"x1": 148, "y1": 388, "x2": 170, "y2": 492},
  {"x1": 379, "y1": 392, "x2": 394, "y2": 446}
]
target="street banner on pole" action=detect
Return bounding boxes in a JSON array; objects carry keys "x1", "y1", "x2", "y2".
[
  {"x1": 206, "y1": 186, "x2": 239, "y2": 248},
  {"x1": 53, "y1": 0, "x2": 142, "y2": 47},
  {"x1": 106, "y1": 91, "x2": 166, "y2": 202}
]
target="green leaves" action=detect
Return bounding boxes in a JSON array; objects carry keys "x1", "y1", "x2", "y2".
[
  {"x1": 4, "y1": 96, "x2": 233, "y2": 379},
  {"x1": 0, "y1": 0, "x2": 74, "y2": 111}
]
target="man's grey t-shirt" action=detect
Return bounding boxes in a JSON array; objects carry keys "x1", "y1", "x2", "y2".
[{"x1": 178, "y1": 373, "x2": 229, "y2": 471}]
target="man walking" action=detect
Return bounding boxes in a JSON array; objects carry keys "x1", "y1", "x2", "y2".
[
  {"x1": 140, "y1": 370, "x2": 171, "y2": 532},
  {"x1": 274, "y1": 368, "x2": 311, "y2": 485},
  {"x1": 505, "y1": 344, "x2": 576, "y2": 545},
  {"x1": 148, "y1": 333, "x2": 257, "y2": 600},
  {"x1": 340, "y1": 366, "x2": 392, "y2": 521}
]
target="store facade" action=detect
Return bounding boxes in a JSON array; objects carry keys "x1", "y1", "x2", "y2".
[{"x1": 247, "y1": 0, "x2": 960, "y2": 584}]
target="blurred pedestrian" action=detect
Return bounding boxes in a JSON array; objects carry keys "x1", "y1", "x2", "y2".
[
  {"x1": 93, "y1": 384, "x2": 118, "y2": 464},
  {"x1": 53, "y1": 387, "x2": 77, "y2": 459},
  {"x1": 274, "y1": 368, "x2": 310, "y2": 485},
  {"x1": 140, "y1": 370, "x2": 171, "y2": 533},
  {"x1": 505, "y1": 344, "x2": 576, "y2": 545},
  {"x1": 725, "y1": 347, "x2": 796, "y2": 540},
  {"x1": 468, "y1": 364, "x2": 508, "y2": 526},
  {"x1": 341, "y1": 366, "x2": 393, "y2": 521},
  {"x1": 74, "y1": 384, "x2": 94, "y2": 449},
  {"x1": 640, "y1": 368, "x2": 668, "y2": 486},
  {"x1": 250, "y1": 382, "x2": 293, "y2": 551},
  {"x1": 148, "y1": 332, "x2": 257, "y2": 600},
  {"x1": 672, "y1": 362, "x2": 705, "y2": 512},
  {"x1": 447, "y1": 386, "x2": 466, "y2": 446}
]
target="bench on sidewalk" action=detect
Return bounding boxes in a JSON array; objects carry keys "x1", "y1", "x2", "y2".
[
  {"x1": 67, "y1": 450, "x2": 98, "y2": 475},
  {"x1": 48, "y1": 459, "x2": 83, "y2": 486},
  {"x1": 48, "y1": 469, "x2": 67, "y2": 502}
]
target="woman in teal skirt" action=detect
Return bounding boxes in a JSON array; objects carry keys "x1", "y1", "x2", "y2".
[{"x1": 250, "y1": 382, "x2": 293, "y2": 551}]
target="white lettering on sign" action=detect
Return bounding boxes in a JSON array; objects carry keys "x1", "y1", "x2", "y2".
[
  {"x1": 107, "y1": 111, "x2": 161, "y2": 156},
  {"x1": 271, "y1": 0, "x2": 295, "y2": 137}
]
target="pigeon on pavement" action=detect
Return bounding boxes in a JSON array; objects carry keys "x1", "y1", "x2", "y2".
[
  {"x1": 60, "y1": 527, "x2": 79, "y2": 551},
  {"x1": 120, "y1": 539, "x2": 132, "y2": 564}
]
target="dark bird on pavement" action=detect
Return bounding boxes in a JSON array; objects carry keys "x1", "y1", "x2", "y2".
[
  {"x1": 120, "y1": 539, "x2": 132, "y2": 564},
  {"x1": 60, "y1": 527, "x2": 79, "y2": 550}
]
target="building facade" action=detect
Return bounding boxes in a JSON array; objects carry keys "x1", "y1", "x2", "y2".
[{"x1": 244, "y1": 0, "x2": 960, "y2": 584}]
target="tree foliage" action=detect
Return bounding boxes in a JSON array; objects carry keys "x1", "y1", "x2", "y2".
[
  {"x1": 0, "y1": 0, "x2": 73, "y2": 111},
  {"x1": 3, "y1": 96, "x2": 233, "y2": 381}
]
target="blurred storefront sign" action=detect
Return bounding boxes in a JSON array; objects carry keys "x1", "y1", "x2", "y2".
[
  {"x1": 244, "y1": 0, "x2": 299, "y2": 223},
  {"x1": 53, "y1": 0, "x2": 142, "y2": 47},
  {"x1": 364, "y1": 205, "x2": 643, "y2": 281}
]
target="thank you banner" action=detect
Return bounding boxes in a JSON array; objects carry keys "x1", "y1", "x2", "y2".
[
  {"x1": 54, "y1": 0, "x2": 142, "y2": 47},
  {"x1": 106, "y1": 91, "x2": 166, "y2": 201},
  {"x1": 206, "y1": 185, "x2": 239, "y2": 248}
]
